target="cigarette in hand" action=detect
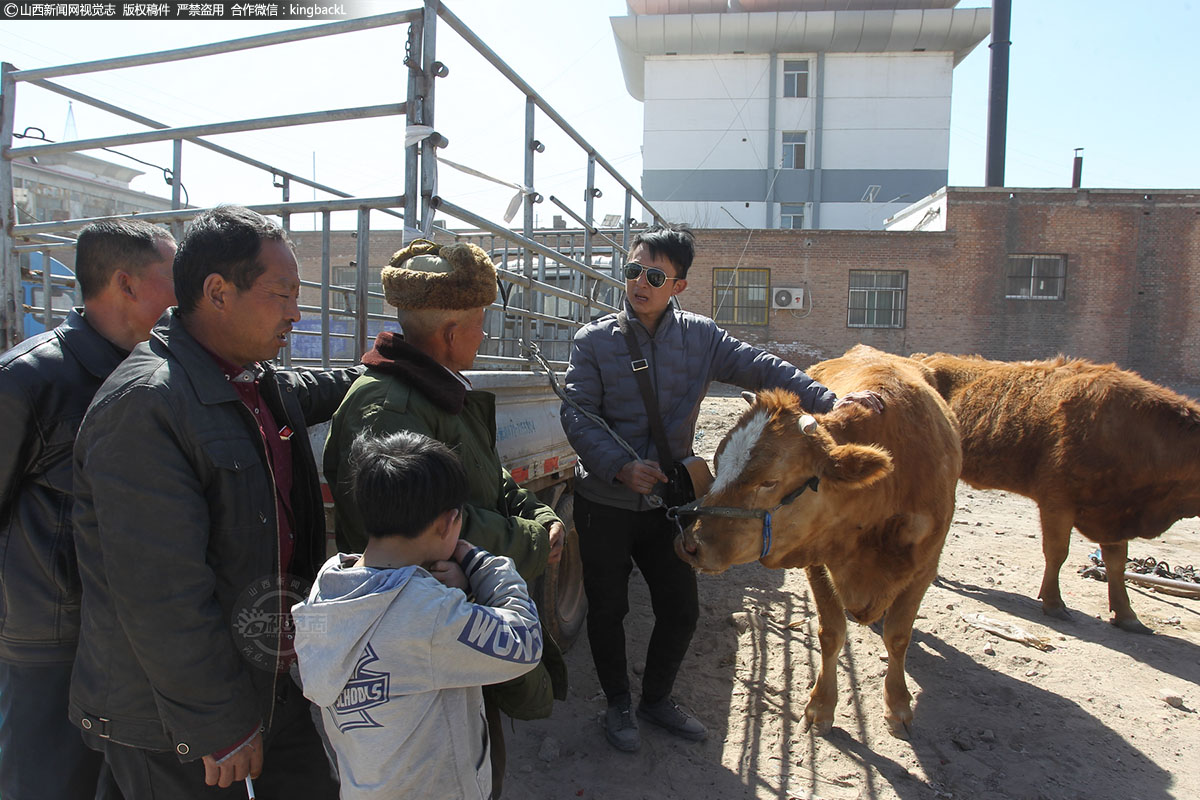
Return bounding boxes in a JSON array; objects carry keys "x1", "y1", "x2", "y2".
[{"x1": 245, "y1": 776, "x2": 256, "y2": 799}]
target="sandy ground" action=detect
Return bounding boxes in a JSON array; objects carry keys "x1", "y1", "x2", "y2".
[{"x1": 504, "y1": 395, "x2": 1200, "y2": 800}]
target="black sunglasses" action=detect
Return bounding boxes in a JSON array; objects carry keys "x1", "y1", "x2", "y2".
[{"x1": 623, "y1": 262, "x2": 680, "y2": 288}]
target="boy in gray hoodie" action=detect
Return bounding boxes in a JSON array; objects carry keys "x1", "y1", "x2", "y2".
[{"x1": 292, "y1": 430, "x2": 543, "y2": 800}]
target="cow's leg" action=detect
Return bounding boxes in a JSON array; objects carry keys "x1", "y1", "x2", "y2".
[
  {"x1": 879, "y1": 576, "x2": 930, "y2": 739},
  {"x1": 1101, "y1": 541, "x2": 1152, "y2": 634},
  {"x1": 803, "y1": 565, "x2": 845, "y2": 735},
  {"x1": 1037, "y1": 504, "x2": 1075, "y2": 620}
]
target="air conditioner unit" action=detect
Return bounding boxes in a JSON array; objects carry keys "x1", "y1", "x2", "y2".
[{"x1": 772, "y1": 287, "x2": 805, "y2": 310}]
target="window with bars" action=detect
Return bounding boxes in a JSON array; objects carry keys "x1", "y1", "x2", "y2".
[
  {"x1": 1006, "y1": 254, "x2": 1066, "y2": 299},
  {"x1": 713, "y1": 268, "x2": 769, "y2": 326},
  {"x1": 847, "y1": 270, "x2": 906, "y2": 328},
  {"x1": 780, "y1": 203, "x2": 805, "y2": 230},
  {"x1": 783, "y1": 60, "x2": 809, "y2": 98},
  {"x1": 782, "y1": 131, "x2": 807, "y2": 169},
  {"x1": 333, "y1": 265, "x2": 385, "y2": 315}
]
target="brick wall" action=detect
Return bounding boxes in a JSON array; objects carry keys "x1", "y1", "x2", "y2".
[{"x1": 289, "y1": 188, "x2": 1200, "y2": 394}]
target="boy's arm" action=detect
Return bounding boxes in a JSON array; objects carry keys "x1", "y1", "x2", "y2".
[{"x1": 426, "y1": 544, "x2": 543, "y2": 690}]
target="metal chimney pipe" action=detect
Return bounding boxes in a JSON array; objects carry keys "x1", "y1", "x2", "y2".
[
  {"x1": 1072, "y1": 148, "x2": 1084, "y2": 188},
  {"x1": 985, "y1": 0, "x2": 1012, "y2": 187}
]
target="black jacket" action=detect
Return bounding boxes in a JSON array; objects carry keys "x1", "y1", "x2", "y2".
[
  {"x1": 0, "y1": 309, "x2": 127, "y2": 663},
  {"x1": 69, "y1": 309, "x2": 360, "y2": 759}
]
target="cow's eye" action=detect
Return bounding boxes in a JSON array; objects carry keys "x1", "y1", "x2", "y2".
[{"x1": 760, "y1": 480, "x2": 778, "y2": 490}]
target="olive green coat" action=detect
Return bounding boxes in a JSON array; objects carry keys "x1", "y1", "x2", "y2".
[{"x1": 324, "y1": 334, "x2": 558, "y2": 582}]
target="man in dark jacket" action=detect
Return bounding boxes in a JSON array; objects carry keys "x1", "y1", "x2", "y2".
[
  {"x1": 0, "y1": 217, "x2": 176, "y2": 800},
  {"x1": 560, "y1": 223, "x2": 882, "y2": 753},
  {"x1": 70, "y1": 206, "x2": 357, "y2": 798}
]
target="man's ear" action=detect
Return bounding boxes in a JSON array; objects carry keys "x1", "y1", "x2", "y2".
[
  {"x1": 201, "y1": 273, "x2": 229, "y2": 311},
  {"x1": 113, "y1": 269, "x2": 136, "y2": 299},
  {"x1": 672, "y1": 278, "x2": 688, "y2": 297}
]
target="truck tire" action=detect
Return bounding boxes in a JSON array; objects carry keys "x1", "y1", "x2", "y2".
[{"x1": 538, "y1": 493, "x2": 587, "y2": 651}]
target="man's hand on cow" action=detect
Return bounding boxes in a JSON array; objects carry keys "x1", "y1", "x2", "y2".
[
  {"x1": 617, "y1": 459, "x2": 669, "y2": 495},
  {"x1": 833, "y1": 390, "x2": 885, "y2": 414},
  {"x1": 202, "y1": 732, "x2": 263, "y2": 788},
  {"x1": 546, "y1": 521, "x2": 565, "y2": 565}
]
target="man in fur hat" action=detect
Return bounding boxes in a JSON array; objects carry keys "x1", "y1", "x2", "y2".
[{"x1": 323, "y1": 239, "x2": 566, "y2": 796}]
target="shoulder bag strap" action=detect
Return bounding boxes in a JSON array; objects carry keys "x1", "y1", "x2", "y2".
[{"x1": 616, "y1": 311, "x2": 675, "y2": 472}]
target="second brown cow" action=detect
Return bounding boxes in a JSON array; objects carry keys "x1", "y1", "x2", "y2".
[{"x1": 917, "y1": 352, "x2": 1200, "y2": 633}]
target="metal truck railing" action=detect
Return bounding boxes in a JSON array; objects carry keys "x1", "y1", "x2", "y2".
[
  {"x1": 1, "y1": 0, "x2": 662, "y2": 367},
  {"x1": 1, "y1": 0, "x2": 663, "y2": 648}
]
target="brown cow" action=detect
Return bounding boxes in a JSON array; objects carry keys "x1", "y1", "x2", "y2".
[
  {"x1": 916, "y1": 352, "x2": 1200, "y2": 634},
  {"x1": 675, "y1": 345, "x2": 961, "y2": 736}
]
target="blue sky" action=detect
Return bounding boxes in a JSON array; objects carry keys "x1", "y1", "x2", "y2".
[{"x1": 2, "y1": 1, "x2": 1197, "y2": 230}]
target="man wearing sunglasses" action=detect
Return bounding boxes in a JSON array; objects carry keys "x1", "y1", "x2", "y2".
[{"x1": 560, "y1": 223, "x2": 882, "y2": 753}]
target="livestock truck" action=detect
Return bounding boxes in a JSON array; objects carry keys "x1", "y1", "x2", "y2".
[{"x1": 1, "y1": 1, "x2": 665, "y2": 648}]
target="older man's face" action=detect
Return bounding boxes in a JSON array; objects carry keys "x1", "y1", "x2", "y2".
[{"x1": 222, "y1": 239, "x2": 302, "y2": 365}]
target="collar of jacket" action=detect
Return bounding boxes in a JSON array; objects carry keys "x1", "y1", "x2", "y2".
[
  {"x1": 60, "y1": 308, "x2": 129, "y2": 380},
  {"x1": 361, "y1": 331, "x2": 467, "y2": 415},
  {"x1": 150, "y1": 309, "x2": 257, "y2": 407},
  {"x1": 621, "y1": 298, "x2": 681, "y2": 342}
]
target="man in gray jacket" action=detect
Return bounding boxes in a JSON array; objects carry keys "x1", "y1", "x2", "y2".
[
  {"x1": 560, "y1": 223, "x2": 880, "y2": 752},
  {"x1": 71, "y1": 206, "x2": 357, "y2": 798}
]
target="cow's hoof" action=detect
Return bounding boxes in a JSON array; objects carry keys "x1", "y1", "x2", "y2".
[
  {"x1": 885, "y1": 714, "x2": 913, "y2": 740},
  {"x1": 807, "y1": 718, "x2": 833, "y2": 737},
  {"x1": 1040, "y1": 603, "x2": 1071, "y2": 621},
  {"x1": 803, "y1": 710, "x2": 834, "y2": 737},
  {"x1": 1112, "y1": 616, "x2": 1154, "y2": 635}
]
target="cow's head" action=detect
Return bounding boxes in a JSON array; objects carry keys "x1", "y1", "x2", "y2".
[{"x1": 675, "y1": 388, "x2": 893, "y2": 573}]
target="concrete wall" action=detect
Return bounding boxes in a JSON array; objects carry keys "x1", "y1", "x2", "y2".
[{"x1": 640, "y1": 51, "x2": 953, "y2": 230}]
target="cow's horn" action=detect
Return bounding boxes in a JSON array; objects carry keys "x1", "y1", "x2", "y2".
[
  {"x1": 741, "y1": 391, "x2": 756, "y2": 406},
  {"x1": 798, "y1": 414, "x2": 819, "y2": 434}
]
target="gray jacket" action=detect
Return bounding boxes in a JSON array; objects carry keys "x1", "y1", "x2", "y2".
[
  {"x1": 560, "y1": 301, "x2": 836, "y2": 511},
  {"x1": 293, "y1": 547, "x2": 541, "y2": 800}
]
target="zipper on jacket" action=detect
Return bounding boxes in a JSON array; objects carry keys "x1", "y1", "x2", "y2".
[{"x1": 235, "y1": 393, "x2": 281, "y2": 734}]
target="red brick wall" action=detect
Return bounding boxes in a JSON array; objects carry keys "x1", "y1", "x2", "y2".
[{"x1": 290, "y1": 188, "x2": 1200, "y2": 394}]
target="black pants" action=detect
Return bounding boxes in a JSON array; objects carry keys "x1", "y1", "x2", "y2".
[
  {"x1": 575, "y1": 494, "x2": 699, "y2": 705},
  {"x1": 0, "y1": 659, "x2": 122, "y2": 800},
  {"x1": 86, "y1": 679, "x2": 338, "y2": 800}
]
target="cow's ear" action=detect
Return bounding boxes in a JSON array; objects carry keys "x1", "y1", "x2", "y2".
[
  {"x1": 741, "y1": 391, "x2": 756, "y2": 406},
  {"x1": 822, "y1": 443, "x2": 893, "y2": 490}
]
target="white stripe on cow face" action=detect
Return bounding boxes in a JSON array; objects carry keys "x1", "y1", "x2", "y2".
[{"x1": 712, "y1": 410, "x2": 769, "y2": 495}]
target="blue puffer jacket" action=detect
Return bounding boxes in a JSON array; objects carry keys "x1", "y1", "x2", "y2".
[{"x1": 560, "y1": 301, "x2": 837, "y2": 511}]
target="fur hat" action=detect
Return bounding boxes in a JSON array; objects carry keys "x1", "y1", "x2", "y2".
[{"x1": 381, "y1": 239, "x2": 497, "y2": 310}]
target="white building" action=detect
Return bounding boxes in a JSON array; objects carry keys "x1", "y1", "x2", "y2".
[{"x1": 611, "y1": 0, "x2": 990, "y2": 230}]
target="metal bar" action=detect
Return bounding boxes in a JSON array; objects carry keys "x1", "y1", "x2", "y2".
[
  {"x1": 170, "y1": 139, "x2": 183, "y2": 241},
  {"x1": 280, "y1": 176, "x2": 292, "y2": 233},
  {"x1": 431, "y1": 198, "x2": 621, "y2": 288},
  {"x1": 583, "y1": 153, "x2": 596, "y2": 268},
  {"x1": 436, "y1": 3, "x2": 664, "y2": 225},
  {"x1": 40, "y1": 247, "x2": 52, "y2": 328},
  {"x1": 622, "y1": 190, "x2": 632, "y2": 278},
  {"x1": 404, "y1": 14, "x2": 423, "y2": 233},
  {"x1": 547, "y1": 195, "x2": 627, "y2": 256},
  {"x1": 354, "y1": 209, "x2": 370, "y2": 358},
  {"x1": 28, "y1": 78, "x2": 404, "y2": 221},
  {"x1": 1, "y1": 63, "x2": 20, "y2": 348},
  {"x1": 11, "y1": 11, "x2": 423, "y2": 82},
  {"x1": 419, "y1": 0, "x2": 440, "y2": 233},
  {"x1": 320, "y1": 211, "x2": 332, "y2": 370},
  {"x1": 13, "y1": 196, "x2": 405, "y2": 236},
  {"x1": 522, "y1": 95, "x2": 536, "y2": 350},
  {"x1": 9, "y1": 103, "x2": 405, "y2": 158}
]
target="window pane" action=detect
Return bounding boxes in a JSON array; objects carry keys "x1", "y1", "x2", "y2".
[
  {"x1": 713, "y1": 268, "x2": 770, "y2": 326},
  {"x1": 1006, "y1": 254, "x2": 1065, "y2": 299}
]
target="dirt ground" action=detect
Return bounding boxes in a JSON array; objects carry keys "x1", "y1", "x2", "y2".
[{"x1": 504, "y1": 395, "x2": 1200, "y2": 800}]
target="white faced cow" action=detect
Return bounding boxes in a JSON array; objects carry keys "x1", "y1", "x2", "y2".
[{"x1": 676, "y1": 346, "x2": 961, "y2": 736}]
